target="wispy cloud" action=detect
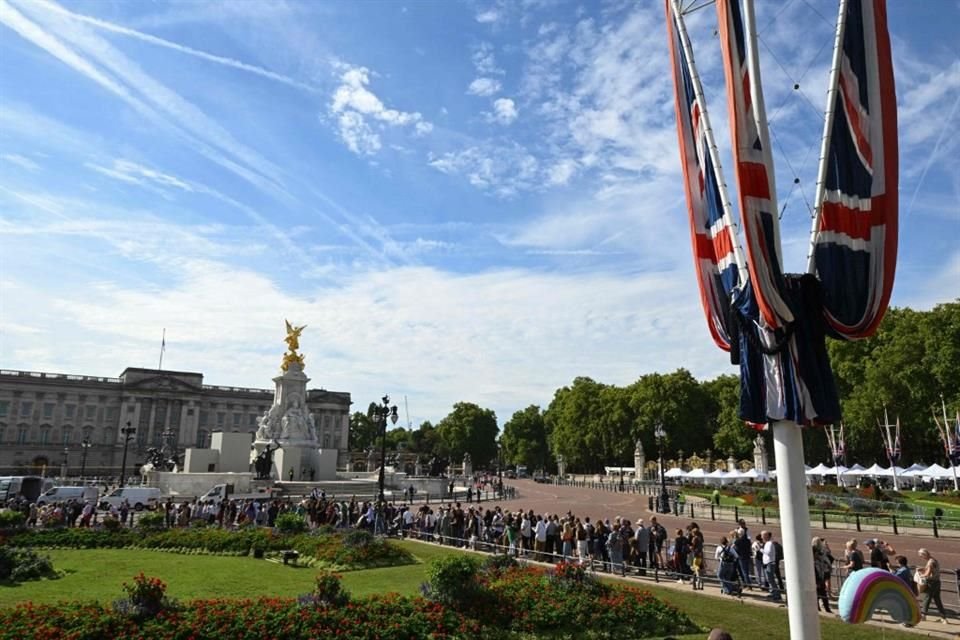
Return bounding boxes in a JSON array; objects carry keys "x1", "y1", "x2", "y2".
[
  {"x1": 472, "y1": 42, "x2": 504, "y2": 75},
  {"x1": 428, "y1": 143, "x2": 538, "y2": 196},
  {"x1": 475, "y1": 9, "x2": 500, "y2": 24},
  {"x1": 1, "y1": 153, "x2": 40, "y2": 171},
  {"x1": 467, "y1": 77, "x2": 502, "y2": 97},
  {"x1": 32, "y1": 0, "x2": 323, "y2": 94}
]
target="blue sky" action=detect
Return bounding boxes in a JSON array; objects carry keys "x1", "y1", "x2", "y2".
[{"x1": 1, "y1": 0, "x2": 957, "y2": 430}]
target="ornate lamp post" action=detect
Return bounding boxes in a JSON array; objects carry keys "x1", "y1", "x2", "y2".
[
  {"x1": 119, "y1": 422, "x2": 136, "y2": 487},
  {"x1": 497, "y1": 439, "x2": 503, "y2": 498},
  {"x1": 373, "y1": 396, "x2": 399, "y2": 507},
  {"x1": 80, "y1": 438, "x2": 92, "y2": 478},
  {"x1": 655, "y1": 422, "x2": 669, "y2": 513}
]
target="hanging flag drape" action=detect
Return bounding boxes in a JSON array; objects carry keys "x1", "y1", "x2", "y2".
[
  {"x1": 809, "y1": 0, "x2": 898, "y2": 339},
  {"x1": 666, "y1": 0, "x2": 743, "y2": 351}
]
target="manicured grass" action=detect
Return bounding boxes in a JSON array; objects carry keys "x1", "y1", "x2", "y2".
[{"x1": 0, "y1": 543, "x2": 920, "y2": 640}]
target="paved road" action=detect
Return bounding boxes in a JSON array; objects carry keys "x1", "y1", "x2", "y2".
[{"x1": 494, "y1": 479, "x2": 960, "y2": 575}]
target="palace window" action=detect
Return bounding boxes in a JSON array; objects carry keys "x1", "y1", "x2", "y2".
[
  {"x1": 19, "y1": 401, "x2": 33, "y2": 417},
  {"x1": 43, "y1": 403, "x2": 55, "y2": 419}
]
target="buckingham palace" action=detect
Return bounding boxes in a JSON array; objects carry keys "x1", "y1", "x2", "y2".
[{"x1": 0, "y1": 367, "x2": 351, "y2": 476}]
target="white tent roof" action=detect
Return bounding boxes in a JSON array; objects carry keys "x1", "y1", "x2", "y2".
[
  {"x1": 863, "y1": 463, "x2": 888, "y2": 476},
  {"x1": 683, "y1": 468, "x2": 707, "y2": 479},
  {"x1": 664, "y1": 467, "x2": 684, "y2": 478},
  {"x1": 740, "y1": 468, "x2": 760, "y2": 479},
  {"x1": 901, "y1": 465, "x2": 928, "y2": 477},
  {"x1": 924, "y1": 463, "x2": 957, "y2": 478},
  {"x1": 842, "y1": 464, "x2": 868, "y2": 475},
  {"x1": 706, "y1": 469, "x2": 728, "y2": 478},
  {"x1": 808, "y1": 463, "x2": 832, "y2": 475}
]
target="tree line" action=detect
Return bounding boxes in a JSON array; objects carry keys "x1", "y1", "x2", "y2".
[{"x1": 349, "y1": 301, "x2": 958, "y2": 473}]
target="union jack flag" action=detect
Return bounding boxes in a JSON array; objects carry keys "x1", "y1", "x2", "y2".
[
  {"x1": 810, "y1": 0, "x2": 898, "y2": 339},
  {"x1": 666, "y1": 0, "x2": 743, "y2": 351},
  {"x1": 716, "y1": 0, "x2": 793, "y2": 333}
]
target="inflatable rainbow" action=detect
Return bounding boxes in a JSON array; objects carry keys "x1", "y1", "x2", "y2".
[{"x1": 838, "y1": 567, "x2": 921, "y2": 625}]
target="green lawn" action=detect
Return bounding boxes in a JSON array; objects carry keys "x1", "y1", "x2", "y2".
[{"x1": 0, "y1": 542, "x2": 920, "y2": 640}]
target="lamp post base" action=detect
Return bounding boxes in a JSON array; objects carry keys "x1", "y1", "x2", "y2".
[{"x1": 658, "y1": 492, "x2": 670, "y2": 513}]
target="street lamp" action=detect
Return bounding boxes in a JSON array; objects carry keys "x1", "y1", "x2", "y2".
[
  {"x1": 497, "y1": 439, "x2": 503, "y2": 498},
  {"x1": 655, "y1": 422, "x2": 669, "y2": 513},
  {"x1": 61, "y1": 447, "x2": 69, "y2": 478},
  {"x1": 373, "y1": 396, "x2": 399, "y2": 520},
  {"x1": 80, "y1": 438, "x2": 92, "y2": 479},
  {"x1": 119, "y1": 422, "x2": 136, "y2": 488}
]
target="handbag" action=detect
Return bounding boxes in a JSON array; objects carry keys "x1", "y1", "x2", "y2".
[{"x1": 914, "y1": 569, "x2": 927, "y2": 592}]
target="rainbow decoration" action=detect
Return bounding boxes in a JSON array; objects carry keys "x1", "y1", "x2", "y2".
[{"x1": 838, "y1": 567, "x2": 920, "y2": 625}]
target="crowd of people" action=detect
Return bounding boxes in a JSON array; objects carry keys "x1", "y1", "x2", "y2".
[
  {"x1": 4, "y1": 486, "x2": 952, "y2": 628},
  {"x1": 838, "y1": 536, "x2": 949, "y2": 623}
]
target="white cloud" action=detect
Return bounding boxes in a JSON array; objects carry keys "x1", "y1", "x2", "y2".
[
  {"x1": 428, "y1": 144, "x2": 538, "y2": 196},
  {"x1": 475, "y1": 9, "x2": 500, "y2": 24},
  {"x1": 472, "y1": 42, "x2": 503, "y2": 75},
  {"x1": 0, "y1": 240, "x2": 725, "y2": 425},
  {"x1": 547, "y1": 159, "x2": 577, "y2": 185},
  {"x1": 490, "y1": 97, "x2": 518, "y2": 125},
  {"x1": 329, "y1": 64, "x2": 432, "y2": 155},
  {"x1": 467, "y1": 77, "x2": 502, "y2": 97},
  {"x1": 1, "y1": 153, "x2": 40, "y2": 171}
]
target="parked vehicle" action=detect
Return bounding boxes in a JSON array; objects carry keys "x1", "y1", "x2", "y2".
[
  {"x1": 36, "y1": 486, "x2": 99, "y2": 506},
  {"x1": 0, "y1": 476, "x2": 55, "y2": 502},
  {"x1": 516, "y1": 465, "x2": 529, "y2": 478},
  {"x1": 99, "y1": 487, "x2": 161, "y2": 511},
  {"x1": 198, "y1": 483, "x2": 275, "y2": 505}
]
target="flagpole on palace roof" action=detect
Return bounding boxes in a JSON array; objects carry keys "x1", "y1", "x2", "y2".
[{"x1": 158, "y1": 328, "x2": 166, "y2": 371}]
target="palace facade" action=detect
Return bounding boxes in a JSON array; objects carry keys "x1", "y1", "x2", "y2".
[{"x1": 0, "y1": 367, "x2": 351, "y2": 476}]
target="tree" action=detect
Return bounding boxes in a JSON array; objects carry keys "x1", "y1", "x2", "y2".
[
  {"x1": 501, "y1": 405, "x2": 549, "y2": 471},
  {"x1": 435, "y1": 403, "x2": 499, "y2": 467},
  {"x1": 545, "y1": 377, "x2": 610, "y2": 472},
  {"x1": 348, "y1": 403, "x2": 380, "y2": 451},
  {"x1": 408, "y1": 420, "x2": 442, "y2": 455},
  {"x1": 828, "y1": 302, "x2": 960, "y2": 464},
  {"x1": 704, "y1": 375, "x2": 754, "y2": 459},
  {"x1": 626, "y1": 369, "x2": 714, "y2": 460}
]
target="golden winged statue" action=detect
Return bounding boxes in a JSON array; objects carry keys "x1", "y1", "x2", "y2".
[{"x1": 281, "y1": 319, "x2": 307, "y2": 371}]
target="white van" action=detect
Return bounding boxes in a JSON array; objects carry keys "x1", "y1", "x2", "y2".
[
  {"x1": 37, "y1": 486, "x2": 99, "y2": 506},
  {"x1": 99, "y1": 487, "x2": 162, "y2": 511}
]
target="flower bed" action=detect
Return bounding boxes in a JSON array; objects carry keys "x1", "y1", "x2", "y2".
[
  {"x1": 0, "y1": 527, "x2": 414, "y2": 571},
  {"x1": 0, "y1": 562, "x2": 699, "y2": 639}
]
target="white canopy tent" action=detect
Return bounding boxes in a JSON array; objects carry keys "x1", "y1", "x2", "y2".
[{"x1": 664, "y1": 467, "x2": 684, "y2": 478}]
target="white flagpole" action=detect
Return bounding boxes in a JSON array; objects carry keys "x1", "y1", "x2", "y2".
[
  {"x1": 807, "y1": 0, "x2": 848, "y2": 274},
  {"x1": 741, "y1": 0, "x2": 820, "y2": 635},
  {"x1": 935, "y1": 395, "x2": 960, "y2": 492}
]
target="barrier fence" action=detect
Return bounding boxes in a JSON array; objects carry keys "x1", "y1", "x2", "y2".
[
  {"x1": 551, "y1": 478, "x2": 960, "y2": 537},
  {"x1": 393, "y1": 526, "x2": 960, "y2": 614}
]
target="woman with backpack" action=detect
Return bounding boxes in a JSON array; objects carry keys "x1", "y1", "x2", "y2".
[{"x1": 715, "y1": 535, "x2": 741, "y2": 595}]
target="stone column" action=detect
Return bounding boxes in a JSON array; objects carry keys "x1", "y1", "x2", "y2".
[
  {"x1": 753, "y1": 435, "x2": 769, "y2": 475},
  {"x1": 727, "y1": 455, "x2": 737, "y2": 473},
  {"x1": 556, "y1": 454, "x2": 566, "y2": 478},
  {"x1": 462, "y1": 453, "x2": 472, "y2": 477},
  {"x1": 633, "y1": 440, "x2": 645, "y2": 480}
]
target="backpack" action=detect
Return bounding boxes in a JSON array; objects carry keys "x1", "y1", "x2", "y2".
[
  {"x1": 721, "y1": 546, "x2": 736, "y2": 564},
  {"x1": 773, "y1": 541, "x2": 784, "y2": 564}
]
